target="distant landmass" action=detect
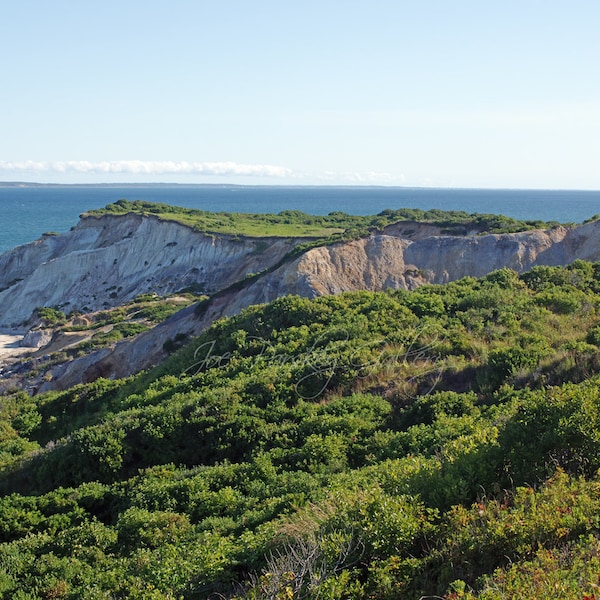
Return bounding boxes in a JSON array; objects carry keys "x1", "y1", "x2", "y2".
[{"x1": 0, "y1": 181, "x2": 248, "y2": 188}]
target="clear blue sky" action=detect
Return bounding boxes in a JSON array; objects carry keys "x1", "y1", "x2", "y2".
[{"x1": 1, "y1": 1, "x2": 599, "y2": 188}]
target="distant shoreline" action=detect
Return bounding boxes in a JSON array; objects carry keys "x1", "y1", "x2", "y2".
[
  {"x1": 2, "y1": 181, "x2": 600, "y2": 192},
  {"x1": 0, "y1": 181, "x2": 254, "y2": 188}
]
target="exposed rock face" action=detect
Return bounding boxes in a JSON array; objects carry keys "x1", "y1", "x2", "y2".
[
  {"x1": 20, "y1": 329, "x2": 53, "y2": 349},
  {"x1": 225, "y1": 222, "x2": 600, "y2": 310},
  {"x1": 34, "y1": 218, "x2": 600, "y2": 392},
  {"x1": 3, "y1": 212, "x2": 600, "y2": 391},
  {"x1": 0, "y1": 213, "x2": 301, "y2": 327}
]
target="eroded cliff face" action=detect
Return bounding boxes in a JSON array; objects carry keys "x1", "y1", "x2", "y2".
[
  {"x1": 0, "y1": 213, "x2": 300, "y2": 327},
  {"x1": 225, "y1": 222, "x2": 600, "y2": 310},
  {"x1": 35, "y1": 218, "x2": 600, "y2": 392}
]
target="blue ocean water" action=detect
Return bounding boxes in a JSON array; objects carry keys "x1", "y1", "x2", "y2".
[{"x1": 0, "y1": 184, "x2": 599, "y2": 256}]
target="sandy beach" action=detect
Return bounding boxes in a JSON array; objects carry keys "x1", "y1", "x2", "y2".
[{"x1": 0, "y1": 331, "x2": 32, "y2": 363}]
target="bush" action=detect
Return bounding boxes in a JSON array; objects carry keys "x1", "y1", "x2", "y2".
[{"x1": 35, "y1": 307, "x2": 66, "y2": 326}]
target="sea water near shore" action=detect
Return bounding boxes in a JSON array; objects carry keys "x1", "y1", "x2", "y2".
[{"x1": 1, "y1": 184, "x2": 599, "y2": 256}]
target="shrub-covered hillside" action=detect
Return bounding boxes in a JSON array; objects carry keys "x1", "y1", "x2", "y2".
[
  {"x1": 2, "y1": 261, "x2": 600, "y2": 598},
  {"x1": 87, "y1": 199, "x2": 556, "y2": 238}
]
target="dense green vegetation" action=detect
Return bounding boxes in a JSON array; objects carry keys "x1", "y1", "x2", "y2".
[
  {"x1": 2, "y1": 261, "x2": 600, "y2": 597},
  {"x1": 86, "y1": 199, "x2": 558, "y2": 239}
]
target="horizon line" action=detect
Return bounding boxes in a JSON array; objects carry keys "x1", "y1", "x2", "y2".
[{"x1": 1, "y1": 181, "x2": 600, "y2": 193}]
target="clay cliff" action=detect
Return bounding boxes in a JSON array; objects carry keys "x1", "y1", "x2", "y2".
[
  {"x1": 222, "y1": 221, "x2": 599, "y2": 310},
  {"x1": 0, "y1": 213, "x2": 301, "y2": 327},
  {"x1": 2, "y1": 211, "x2": 600, "y2": 391}
]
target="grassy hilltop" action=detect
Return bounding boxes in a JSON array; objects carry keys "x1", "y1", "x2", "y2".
[
  {"x1": 2, "y1": 257, "x2": 600, "y2": 597},
  {"x1": 86, "y1": 199, "x2": 557, "y2": 238}
]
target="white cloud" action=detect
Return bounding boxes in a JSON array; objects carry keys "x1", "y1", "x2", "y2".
[
  {"x1": 0, "y1": 160, "x2": 294, "y2": 178},
  {"x1": 0, "y1": 160, "x2": 407, "y2": 186}
]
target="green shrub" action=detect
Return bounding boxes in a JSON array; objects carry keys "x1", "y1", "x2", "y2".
[{"x1": 35, "y1": 307, "x2": 66, "y2": 326}]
